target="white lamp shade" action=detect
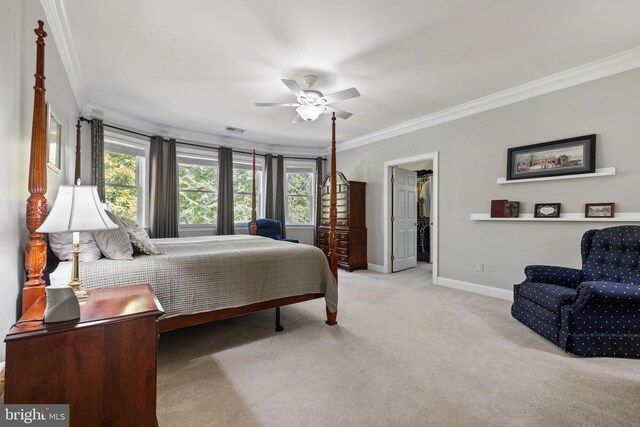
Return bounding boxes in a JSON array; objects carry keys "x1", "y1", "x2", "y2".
[
  {"x1": 37, "y1": 185, "x2": 119, "y2": 233},
  {"x1": 296, "y1": 105, "x2": 323, "y2": 121}
]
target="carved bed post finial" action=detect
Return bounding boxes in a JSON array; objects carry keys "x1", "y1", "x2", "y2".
[
  {"x1": 75, "y1": 119, "x2": 82, "y2": 184},
  {"x1": 24, "y1": 20, "x2": 49, "y2": 313},
  {"x1": 251, "y1": 149, "x2": 257, "y2": 235},
  {"x1": 326, "y1": 112, "x2": 338, "y2": 325}
]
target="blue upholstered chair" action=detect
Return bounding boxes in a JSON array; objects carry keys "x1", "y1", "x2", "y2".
[
  {"x1": 512, "y1": 225, "x2": 640, "y2": 357},
  {"x1": 249, "y1": 218, "x2": 299, "y2": 243}
]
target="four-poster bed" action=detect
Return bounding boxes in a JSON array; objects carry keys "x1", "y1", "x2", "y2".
[{"x1": 18, "y1": 21, "x2": 340, "y2": 333}]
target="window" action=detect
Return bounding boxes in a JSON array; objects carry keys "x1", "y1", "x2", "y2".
[
  {"x1": 104, "y1": 134, "x2": 148, "y2": 226},
  {"x1": 233, "y1": 156, "x2": 263, "y2": 224},
  {"x1": 285, "y1": 164, "x2": 315, "y2": 225},
  {"x1": 178, "y1": 153, "x2": 218, "y2": 225}
]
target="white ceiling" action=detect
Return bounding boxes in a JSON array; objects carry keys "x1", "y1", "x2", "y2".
[{"x1": 61, "y1": 0, "x2": 640, "y2": 149}]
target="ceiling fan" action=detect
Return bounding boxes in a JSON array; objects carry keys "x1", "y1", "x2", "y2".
[{"x1": 255, "y1": 75, "x2": 360, "y2": 123}]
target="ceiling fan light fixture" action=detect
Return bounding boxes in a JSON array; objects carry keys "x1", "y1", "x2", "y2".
[{"x1": 296, "y1": 105, "x2": 323, "y2": 121}]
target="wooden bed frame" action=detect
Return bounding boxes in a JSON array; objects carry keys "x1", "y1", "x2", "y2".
[{"x1": 22, "y1": 21, "x2": 339, "y2": 331}]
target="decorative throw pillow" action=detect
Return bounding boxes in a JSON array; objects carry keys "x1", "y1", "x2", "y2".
[
  {"x1": 48, "y1": 232, "x2": 102, "y2": 262},
  {"x1": 92, "y1": 211, "x2": 134, "y2": 260},
  {"x1": 120, "y1": 218, "x2": 163, "y2": 255}
]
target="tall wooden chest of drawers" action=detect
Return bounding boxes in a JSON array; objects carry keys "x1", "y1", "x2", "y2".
[{"x1": 318, "y1": 172, "x2": 367, "y2": 271}]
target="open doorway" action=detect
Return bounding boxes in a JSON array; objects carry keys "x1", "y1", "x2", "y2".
[{"x1": 383, "y1": 152, "x2": 439, "y2": 283}]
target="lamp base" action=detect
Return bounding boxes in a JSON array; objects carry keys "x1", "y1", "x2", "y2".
[{"x1": 69, "y1": 280, "x2": 89, "y2": 302}]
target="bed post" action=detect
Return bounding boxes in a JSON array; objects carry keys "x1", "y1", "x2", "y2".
[
  {"x1": 250, "y1": 149, "x2": 257, "y2": 235},
  {"x1": 74, "y1": 119, "x2": 81, "y2": 184},
  {"x1": 23, "y1": 21, "x2": 48, "y2": 314},
  {"x1": 326, "y1": 113, "x2": 338, "y2": 325}
]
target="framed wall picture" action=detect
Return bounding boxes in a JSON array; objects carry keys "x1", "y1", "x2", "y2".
[
  {"x1": 46, "y1": 103, "x2": 62, "y2": 173},
  {"x1": 506, "y1": 134, "x2": 596, "y2": 181},
  {"x1": 534, "y1": 203, "x2": 561, "y2": 218},
  {"x1": 585, "y1": 203, "x2": 615, "y2": 218}
]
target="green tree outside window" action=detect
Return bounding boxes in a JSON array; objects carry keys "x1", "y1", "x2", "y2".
[
  {"x1": 286, "y1": 172, "x2": 313, "y2": 224},
  {"x1": 104, "y1": 151, "x2": 138, "y2": 222},
  {"x1": 179, "y1": 163, "x2": 217, "y2": 225}
]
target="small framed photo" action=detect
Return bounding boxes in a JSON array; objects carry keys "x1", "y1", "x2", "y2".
[
  {"x1": 585, "y1": 203, "x2": 615, "y2": 218},
  {"x1": 534, "y1": 203, "x2": 561, "y2": 218},
  {"x1": 46, "y1": 103, "x2": 62, "y2": 173}
]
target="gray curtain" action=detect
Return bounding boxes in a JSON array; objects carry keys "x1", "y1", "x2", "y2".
[
  {"x1": 314, "y1": 157, "x2": 324, "y2": 246},
  {"x1": 274, "y1": 155, "x2": 286, "y2": 238},
  {"x1": 264, "y1": 153, "x2": 274, "y2": 218},
  {"x1": 149, "y1": 137, "x2": 179, "y2": 238},
  {"x1": 217, "y1": 146, "x2": 234, "y2": 235},
  {"x1": 90, "y1": 119, "x2": 105, "y2": 201}
]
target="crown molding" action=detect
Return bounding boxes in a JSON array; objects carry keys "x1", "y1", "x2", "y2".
[
  {"x1": 81, "y1": 104, "x2": 327, "y2": 157},
  {"x1": 40, "y1": 0, "x2": 86, "y2": 108},
  {"x1": 338, "y1": 46, "x2": 640, "y2": 153}
]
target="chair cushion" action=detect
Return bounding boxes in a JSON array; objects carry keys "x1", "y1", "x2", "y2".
[
  {"x1": 518, "y1": 282, "x2": 577, "y2": 313},
  {"x1": 582, "y1": 226, "x2": 640, "y2": 284}
]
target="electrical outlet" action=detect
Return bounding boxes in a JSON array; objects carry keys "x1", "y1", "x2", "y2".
[{"x1": 475, "y1": 262, "x2": 484, "y2": 272}]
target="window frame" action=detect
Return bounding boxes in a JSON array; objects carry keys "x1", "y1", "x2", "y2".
[
  {"x1": 103, "y1": 132, "x2": 149, "y2": 227},
  {"x1": 177, "y1": 146, "x2": 219, "y2": 229},
  {"x1": 232, "y1": 154, "x2": 265, "y2": 228},
  {"x1": 284, "y1": 161, "x2": 316, "y2": 227}
]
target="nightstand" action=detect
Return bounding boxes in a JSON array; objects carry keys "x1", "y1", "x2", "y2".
[{"x1": 4, "y1": 284, "x2": 164, "y2": 426}]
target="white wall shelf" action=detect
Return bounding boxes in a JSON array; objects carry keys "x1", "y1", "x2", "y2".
[
  {"x1": 496, "y1": 167, "x2": 616, "y2": 185},
  {"x1": 470, "y1": 213, "x2": 640, "y2": 222}
]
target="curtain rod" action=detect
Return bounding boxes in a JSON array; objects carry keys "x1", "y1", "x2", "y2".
[{"x1": 79, "y1": 117, "x2": 326, "y2": 161}]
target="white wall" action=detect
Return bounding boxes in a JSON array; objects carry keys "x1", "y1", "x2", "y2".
[
  {"x1": 336, "y1": 68, "x2": 640, "y2": 291},
  {"x1": 0, "y1": 0, "x2": 79, "y2": 362}
]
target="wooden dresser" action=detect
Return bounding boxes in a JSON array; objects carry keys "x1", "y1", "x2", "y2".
[
  {"x1": 318, "y1": 172, "x2": 367, "y2": 271},
  {"x1": 4, "y1": 284, "x2": 164, "y2": 427}
]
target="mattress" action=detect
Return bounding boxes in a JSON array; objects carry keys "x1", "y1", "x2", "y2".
[{"x1": 51, "y1": 235, "x2": 337, "y2": 319}]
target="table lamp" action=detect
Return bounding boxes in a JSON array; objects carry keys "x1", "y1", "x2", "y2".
[{"x1": 37, "y1": 185, "x2": 118, "y2": 300}]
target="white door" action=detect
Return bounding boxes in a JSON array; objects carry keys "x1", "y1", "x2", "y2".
[{"x1": 392, "y1": 167, "x2": 418, "y2": 272}]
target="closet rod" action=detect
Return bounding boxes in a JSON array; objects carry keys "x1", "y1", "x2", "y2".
[{"x1": 79, "y1": 117, "x2": 326, "y2": 161}]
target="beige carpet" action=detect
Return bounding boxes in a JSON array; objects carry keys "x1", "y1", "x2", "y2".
[{"x1": 157, "y1": 266, "x2": 640, "y2": 426}]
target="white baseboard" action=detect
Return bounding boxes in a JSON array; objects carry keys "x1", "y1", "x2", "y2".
[
  {"x1": 367, "y1": 263, "x2": 385, "y2": 273},
  {"x1": 435, "y1": 277, "x2": 513, "y2": 301}
]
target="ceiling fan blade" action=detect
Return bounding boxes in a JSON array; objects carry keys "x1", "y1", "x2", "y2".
[
  {"x1": 281, "y1": 79, "x2": 305, "y2": 98},
  {"x1": 317, "y1": 87, "x2": 360, "y2": 105},
  {"x1": 292, "y1": 114, "x2": 305, "y2": 124},
  {"x1": 323, "y1": 106, "x2": 353, "y2": 120},
  {"x1": 254, "y1": 103, "x2": 299, "y2": 107}
]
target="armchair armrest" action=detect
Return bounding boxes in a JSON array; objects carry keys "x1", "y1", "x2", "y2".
[
  {"x1": 576, "y1": 281, "x2": 640, "y2": 304},
  {"x1": 524, "y1": 265, "x2": 583, "y2": 288}
]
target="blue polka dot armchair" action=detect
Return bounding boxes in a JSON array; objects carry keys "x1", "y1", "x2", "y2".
[
  {"x1": 512, "y1": 226, "x2": 640, "y2": 357},
  {"x1": 249, "y1": 218, "x2": 299, "y2": 243}
]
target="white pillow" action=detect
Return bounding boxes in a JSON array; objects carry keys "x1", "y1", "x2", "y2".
[{"x1": 48, "y1": 232, "x2": 103, "y2": 262}]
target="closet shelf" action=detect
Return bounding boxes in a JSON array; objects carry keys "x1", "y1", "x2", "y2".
[
  {"x1": 496, "y1": 167, "x2": 615, "y2": 184},
  {"x1": 470, "y1": 213, "x2": 640, "y2": 222}
]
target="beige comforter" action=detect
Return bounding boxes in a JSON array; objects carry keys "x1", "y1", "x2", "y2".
[{"x1": 75, "y1": 235, "x2": 337, "y2": 318}]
